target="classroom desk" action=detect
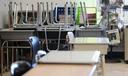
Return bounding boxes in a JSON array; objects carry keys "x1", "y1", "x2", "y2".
[
  {"x1": 0, "y1": 28, "x2": 72, "y2": 76},
  {"x1": 23, "y1": 64, "x2": 97, "y2": 76},
  {"x1": 0, "y1": 29, "x2": 35, "y2": 40},
  {"x1": 70, "y1": 37, "x2": 109, "y2": 54},
  {"x1": 75, "y1": 27, "x2": 106, "y2": 37},
  {"x1": 69, "y1": 37, "x2": 109, "y2": 76},
  {"x1": 0, "y1": 29, "x2": 35, "y2": 76},
  {"x1": 24, "y1": 51, "x2": 101, "y2": 76}
]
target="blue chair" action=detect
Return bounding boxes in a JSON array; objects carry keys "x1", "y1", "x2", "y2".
[
  {"x1": 29, "y1": 36, "x2": 41, "y2": 65},
  {"x1": 10, "y1": 36, "x2": 46, "y2": 76}
]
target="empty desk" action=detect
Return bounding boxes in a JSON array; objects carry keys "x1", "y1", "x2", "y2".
[
  {"x1": 24, "y1": 51, "x2": 101, "y2": 76},
  {"x1": 69, "y1": 37, "x2": 109, "y2": 76},
  {"x1": 0, "y1": 29, "x2": 35, "y2": 40},
  {"x1": 23, "y1": 64, "x2": 97, "y2": 76}
]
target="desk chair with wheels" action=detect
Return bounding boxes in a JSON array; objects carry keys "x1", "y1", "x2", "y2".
[
  {"x1": 10, "y1": 36, "x2": 46, "y2": 76},
  {"x1": 29, "y1": 36, "x2": 46, "y2": 65},
  {"x1": 106, "y1": 29, "x2": 120, "y2": 52},
  {"x1": 106, "y1": 29, "x2": 121, "y2": 61}
]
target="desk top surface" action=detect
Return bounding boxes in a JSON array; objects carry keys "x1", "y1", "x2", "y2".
[
  {"x1": 0, "y1": 29, "x2": 35, "y2": 32},
  {"x1": 23, "y1": 64, "x2": 96, "y2": 76},
  {"x1": 38, "y1": 51, "x2": 100, "y2": 64},
  {"x1": 70, "y1": 37, "x2": 109, "y2": 44}
]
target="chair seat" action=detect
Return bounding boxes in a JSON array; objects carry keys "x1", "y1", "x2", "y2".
[
  {"x1": 11, "y1": 61, "x2": 31, "y2": 76},
  {"x1": 109, "y1": 40, "x2": 120, "y2": 45}
]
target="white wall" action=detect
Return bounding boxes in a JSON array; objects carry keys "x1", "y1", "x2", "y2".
[{"x1": 0, "y1": 0, "x2": 8, "y2": 28}]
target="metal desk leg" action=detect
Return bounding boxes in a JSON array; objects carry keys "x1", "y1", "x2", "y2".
[
  {"x1": 1, "y1": 41, "x2": 9, "y2": 76},
  {"x1": 1, "y1": 45, "x2": 3, "y2": 76},
  {"x1": 97, "y1": 54, "x2": 105, "y2": 76},
  {"x1": 6, "y1": 42, "x2": 9, "y2": 71},
  {"x1": 12, "y1": 48, "x2": 14, "y2": 63},
  {"x1": 101, "y1": 54, "x2": 105, "y2": 76},
  {"x1": 0, "y1": 41, "x2": 7, "y2": 76}
]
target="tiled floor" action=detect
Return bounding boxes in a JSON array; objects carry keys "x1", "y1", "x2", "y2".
[{"x1": 105, "y1": 63, "x2": 128, "y2": 76}]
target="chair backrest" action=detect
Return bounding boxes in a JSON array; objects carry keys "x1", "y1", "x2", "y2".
[
  {"x1": 10, "y1": 36, "x2": 46, "y2": 76},
  {"x1": 11, "y1": 61, "x2": 31, "y2": 76},
  {"x1": 106, "y1": 29, "x2": 120, "y2": 45},
  {"x1": 28, "y1": 36, "x2": 41, "y2": 64}
]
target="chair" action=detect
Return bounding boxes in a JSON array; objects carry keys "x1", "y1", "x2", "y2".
[
  {"x1": 10, "y1": 36, "x2": 46, "y2": 76},
  {"x1": 29, "y1": 36, "x2": 42, "y2": 64},
  {"x1": 106, "y1": 29, "x2": 120, "y2": 52},
  {"x1": 10, "y1": 61, "x2": 31, "y2": 76}
]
